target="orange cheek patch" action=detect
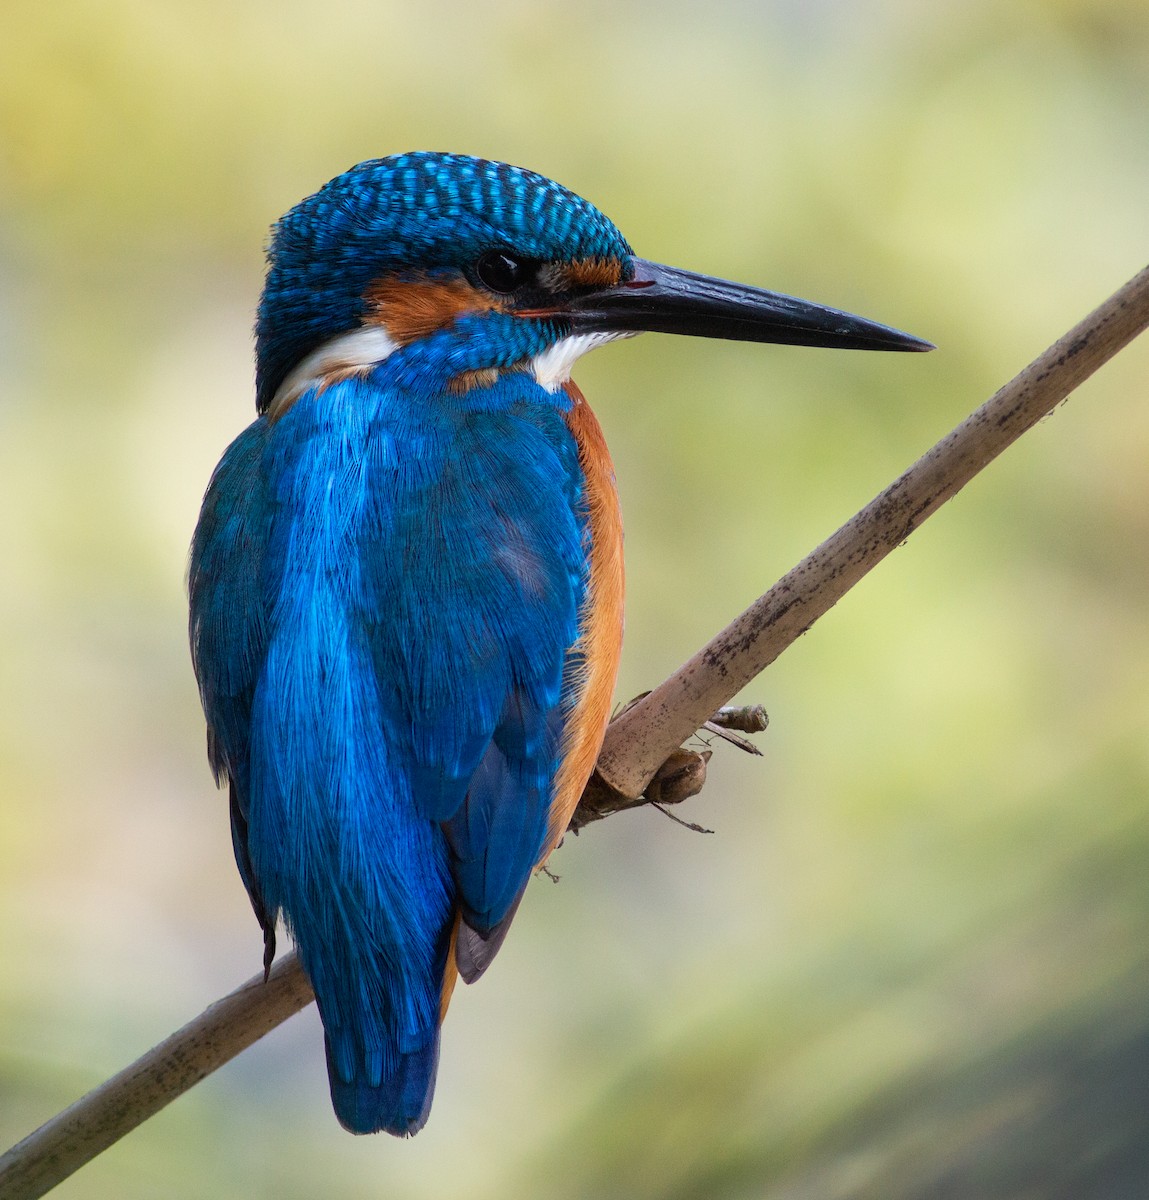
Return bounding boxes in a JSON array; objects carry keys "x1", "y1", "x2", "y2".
[
  {"x1": 364, "y1": 273, "x2": 508, "y2": 344},
  {"x1": 560, "y1": 257, "x2": 623, "y2": 289}
]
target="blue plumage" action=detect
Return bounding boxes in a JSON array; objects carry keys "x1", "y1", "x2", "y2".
[
  {"x1": 191, "y1": 151, "x2": 929, "y2": 1136},
  {"x1": 193, "y1": 155, "x2": 624, "y2": 1133},
  {"x1": 193, "y1": 361, "x2": 588, "y2": 1134}
]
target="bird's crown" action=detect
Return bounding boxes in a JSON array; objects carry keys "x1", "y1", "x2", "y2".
[{"x1": 256, "y1": 152, "x2": 632, "y2": 409}]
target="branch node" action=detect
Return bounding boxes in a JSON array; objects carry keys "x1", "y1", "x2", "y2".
[
  {"x1": 709, "y1": 704, "x2": 770, "y2": 734},
  {"x1": 644, "y1": 747, "x2": 712, "y2": 807}
]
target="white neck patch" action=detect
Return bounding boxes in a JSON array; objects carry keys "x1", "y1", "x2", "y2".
[
  {"x1": 266, "y1": 325, "x2": 398, "y2": 419},
  {"x1": 531, "y1": 331, "x2": 633, "y2": 392},
  {"x1": 266, "y1": 324, "x2": 635, "y2": 413}
]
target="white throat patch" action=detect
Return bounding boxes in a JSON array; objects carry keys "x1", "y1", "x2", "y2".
[
  {"x1": 531, "y1": 331, "x2": 633, "y2": 392},
  {"x1": 266, "y1": 324, "x2": 635, "y2": 414}
]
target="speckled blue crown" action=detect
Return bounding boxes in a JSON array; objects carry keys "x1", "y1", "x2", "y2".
[{"x1": 256, "y1": 153, "x2": 633, "y2": 409}]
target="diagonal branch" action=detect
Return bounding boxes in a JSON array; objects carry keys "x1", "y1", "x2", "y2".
[
  {"x1": 1, "y1": 264, "x2": 1147, "y2": 1200},
  {"x1": 594, "y1": 262, "x2": 1149, "y2": 798}
]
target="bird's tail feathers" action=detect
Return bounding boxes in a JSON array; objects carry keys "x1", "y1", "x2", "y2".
[{"x1": 325, "y1": 1028, "x2": 441, "y2": 1137}]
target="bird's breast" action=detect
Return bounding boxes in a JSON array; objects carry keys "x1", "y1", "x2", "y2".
[{"x1": 542, "y1": 381, "x2": 625, "y2": 856}]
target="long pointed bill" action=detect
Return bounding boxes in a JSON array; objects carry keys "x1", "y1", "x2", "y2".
[{"x1": 566, "y1": 257, "x2": 933, "y2": 352}]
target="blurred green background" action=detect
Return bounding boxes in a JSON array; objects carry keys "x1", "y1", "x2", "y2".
[{"x1": 2, "y1": 1, "x2": 1148, "y2": 1196}]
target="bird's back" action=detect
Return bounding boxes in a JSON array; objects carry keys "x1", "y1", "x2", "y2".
[{"x1": 191, "y1": 367, "x2": 598, "y2": 1133}]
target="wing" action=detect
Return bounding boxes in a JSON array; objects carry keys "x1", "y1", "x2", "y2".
[
  {"x1": 354, "y1": 388, "x2": 589, "y2": 979},
  {"x1": 188, "y1": 420, "x2": 277, "y2": 964},
  {"x1": 451, "y1": 384, "x2": 626, "y2": 982}
]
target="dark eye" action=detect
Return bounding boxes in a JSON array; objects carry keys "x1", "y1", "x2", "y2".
[{"x1": 476, "y1": 249, "x2": 533, "y2": 293}]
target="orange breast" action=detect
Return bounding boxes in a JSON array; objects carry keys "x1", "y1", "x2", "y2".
[{"x1": 540, "y1": 381, "x2": 625, "y2": 858}]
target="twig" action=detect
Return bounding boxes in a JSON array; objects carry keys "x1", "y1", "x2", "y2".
[
  {"x1": 1, "y1": 264, "x2": 1147, "y2": 1200},
  {"x1": 651, "y1": 803, "x2": 715, "y2": 835},
  {"x1": 699, "y1": 706, "x2": 770, "y2": 755},
  {"x1": 699, "y1": 722, "x2": 763, "y2": 757}
]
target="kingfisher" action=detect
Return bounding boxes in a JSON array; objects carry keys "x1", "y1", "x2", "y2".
[{"x1": 188, "y1": 152, "x2": 929, "y2": 1137}]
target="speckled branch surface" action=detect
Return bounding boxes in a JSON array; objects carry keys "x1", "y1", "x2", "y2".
[{"x1": 2, "y1": 263, "x2": 1147, "y2": 1200}]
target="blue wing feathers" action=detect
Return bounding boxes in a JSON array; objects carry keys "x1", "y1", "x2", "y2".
[
  {"x1": 189, "y1": 421, "x2": 273, "y2": 792},
  {"x1": 189, "y1": 370, "x2": 588, "y2": 1135},
  {"x1": 443, "y1": 696, "x2": 564, "y2": 931}
]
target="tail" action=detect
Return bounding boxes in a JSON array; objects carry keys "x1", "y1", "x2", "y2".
[
  {"x1": 308, "y1": 919, "x2": 458, "y2": 1137},
  {"x1": 325, "y1": 1031, "x2": 441, "y2": 1137}
]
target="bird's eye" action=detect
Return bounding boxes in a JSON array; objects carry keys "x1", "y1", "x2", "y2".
[{"x1": 475, "y1": 250, "x2": 533, "y2": 293}]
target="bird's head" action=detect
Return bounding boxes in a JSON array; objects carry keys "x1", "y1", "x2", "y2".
[{"x1": 256, "y1": 152, "x2": 930, "y2": 415}]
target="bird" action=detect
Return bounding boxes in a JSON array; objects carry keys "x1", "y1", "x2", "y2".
[{"x1": 188, "y1": 151, "x2": 930, "y2": 1137}]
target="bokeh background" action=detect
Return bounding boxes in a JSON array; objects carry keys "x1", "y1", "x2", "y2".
[{"x1": 2, "y1": 1, "x2": 1149, "y2": 1196}]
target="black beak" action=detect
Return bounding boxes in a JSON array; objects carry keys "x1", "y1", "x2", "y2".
[{"x1": 566, "y1": 257, "x2": 933, "y2": 352}]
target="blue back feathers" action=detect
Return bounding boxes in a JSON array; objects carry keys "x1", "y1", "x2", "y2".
[{"x1": 191, "y1": 154, "x2": 623, "y2": 1136}]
